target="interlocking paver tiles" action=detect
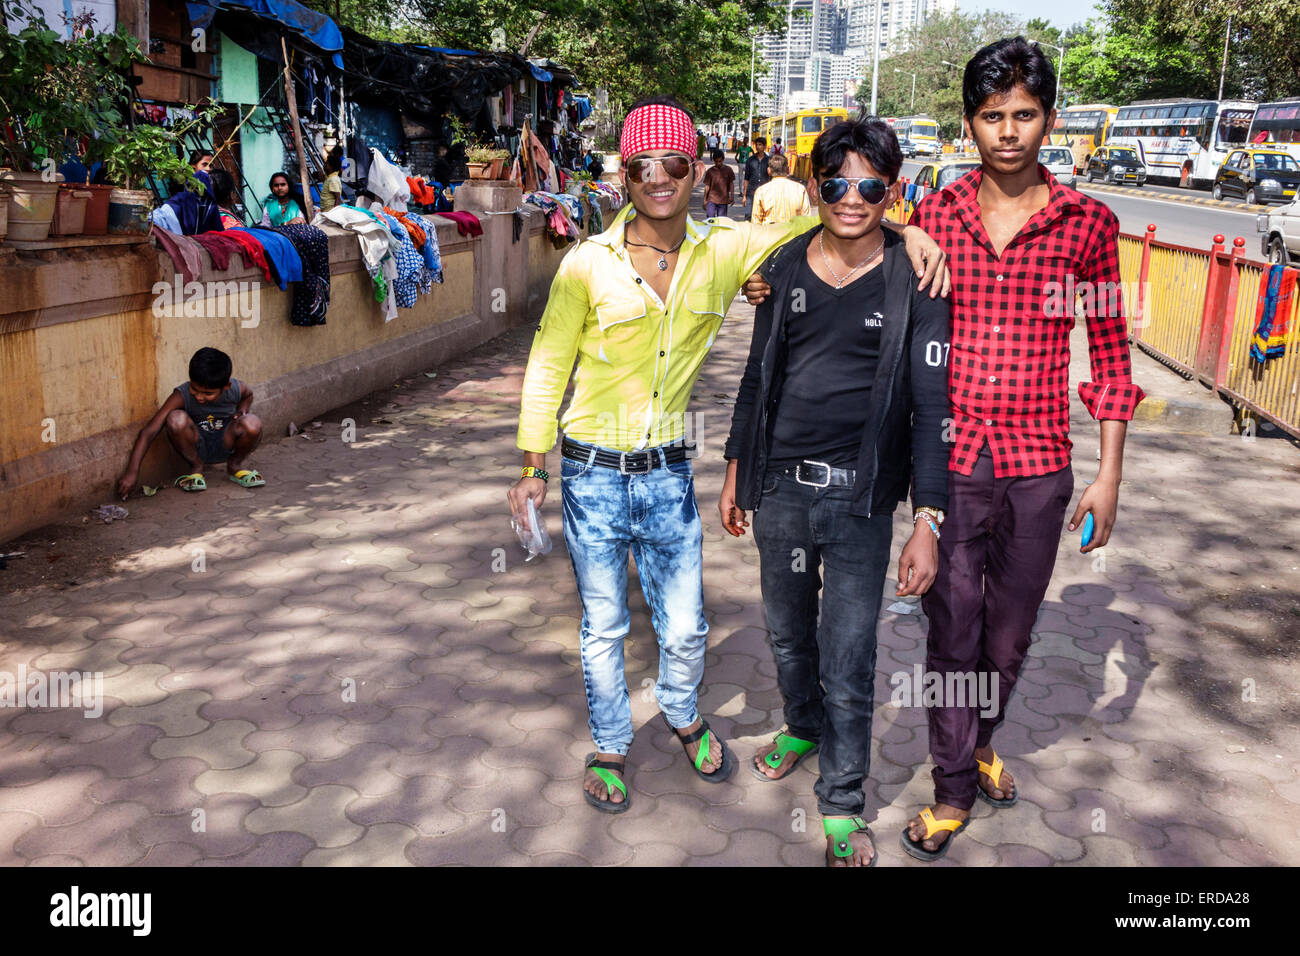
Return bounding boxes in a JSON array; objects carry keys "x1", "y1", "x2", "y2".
[{"x1": 2, "y1": 252, "x2": 1298, "y2": 865}]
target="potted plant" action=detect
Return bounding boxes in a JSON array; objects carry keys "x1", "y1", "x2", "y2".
[
  {"x1": 466, "y1": 144, "x2": 511, "y2": 179},
  {"x1": 98, "y1": 103, "x2": 218, "y2": 235},
  {"x1": 0, "y1": 6, "x2": 143, "y2": 240}
]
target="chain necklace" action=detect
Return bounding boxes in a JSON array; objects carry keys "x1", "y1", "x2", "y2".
[
  {"x1": 819, "y1": 230, "x2": 884, "y2": 289},
  {"x1": 625, "y1": 228, "x2": 687, "y2": 271}
]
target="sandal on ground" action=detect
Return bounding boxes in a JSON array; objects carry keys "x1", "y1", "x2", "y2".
[
  {"x1": 749, "y1": 730, "x2": 818, "y2": 782},
  {"x1": 228, "y1": 469, "x2": 266, "y2": 488},
  {"x1": 975, "y1": 752, "x2": 1018, "y2": 808},
  {"x1": 825, "y1": 816, "x2": 877, "y2": 867},
  {"x1": 173, "y1": 473, "x2": 206, "y2": 492},
  {"x1": 664, "y1": 714, "x2": 735, "y2": 783},
  {"x1": 899, "y1": 807, "x2": 968, "y2": 862},
  {"x1": 583, "y1": 753, "x2": 629, "y2": 814}
]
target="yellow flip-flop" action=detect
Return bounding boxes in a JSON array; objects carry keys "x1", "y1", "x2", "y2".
[
  {"x1": 976, "y1": 752, "x2": 1018, "y2": 808},
  {"x1": 900, "y1": 806, "x2": 968, "y2": 862}
]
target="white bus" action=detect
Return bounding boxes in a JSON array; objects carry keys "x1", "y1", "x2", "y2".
[
  {"x1": 892, "y1": 116, "x2": 940, "y2": 156},
  {"x1": 1248, "y1": 99, "x2": 1300, "y2": 163},
  {"x1": 1106, "y1": 98, "x2": 1256, "y2": 188}
]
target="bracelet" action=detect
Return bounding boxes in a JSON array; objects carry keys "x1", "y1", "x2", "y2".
[
  {"x1": 914, "y1": 512, "x2": 940, "y2": 540},
  {"x1": 521, "y1": 466, "x2": 549, "y2": 482}
]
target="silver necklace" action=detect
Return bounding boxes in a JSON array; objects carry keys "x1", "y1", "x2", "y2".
[
  {"x1": 819, "y1": 231, "x2": 884, "y2": 289},
  {"x1": 626, "y1": 228, "x2": 687, "y2": 270}
]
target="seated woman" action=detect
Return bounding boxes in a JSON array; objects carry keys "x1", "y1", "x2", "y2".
[
  {"x1": 208, "y1": 169, "x2": 244, "y2": 229},
  {"x1": 260, "y1": 171, "x2": 306, "y2": 226}
]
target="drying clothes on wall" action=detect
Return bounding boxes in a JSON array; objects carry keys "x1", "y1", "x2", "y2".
[
  {"x1": 190, "y1": 232, "x2": 256, "y2": 272},
  {"x1": 313, "y1": 204, "x2": 401, "y2": 321},
  {"x1": 269, "y1": 224, "x2": 331, "y2": 326},
  {"x1": 230, "y1": 228, "x2": 304, "y2": 290},
  {"x1": 402, "y1": 211, "x2": 444, "y2": 282},
  {"x1": 222, "y1": 230, "x2": 273, "y2": 284},
  {"x1": 522, "y1": 192, "x2": 580, "y2": 248},
  {"x1": 376, "y1": 209, "x2": 435, "y2": 309},
  {"x1": 433, "y1": 211, "x2": 483, "y2": 238},
  {"x1": 407, "y1": 177, "x2": 440, "y2": 207},
  {"x1": 366, "y1": 148, "x2": 412, "y2": 211},
  {"x1": 153, "y1": 227, "x2": 205, "y2": 286}
]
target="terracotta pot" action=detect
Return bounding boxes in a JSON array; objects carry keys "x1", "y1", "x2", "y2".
[
  {"x1": 467, "y1": 162, "x2": 490, "y2": 180},
  {"x1": 53, "y1": 188, "x2": 89, "y2": 236},
  {"x1": 79, "y1": 184, "x2": 114, "y2": 235},
  {"x1": 107, "y1": 188, "x2": 153, "y2": 236},
  {"x1": 1, "y1": 170, "x2": 63, "y2": 242}
]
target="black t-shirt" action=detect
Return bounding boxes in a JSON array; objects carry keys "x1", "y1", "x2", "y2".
[
  {"x1": 745, "y1": 153, "x2": 771, "y2": 190},
  {"x1": 767, "y1": 256, "x2": 885, "y2": 468}
]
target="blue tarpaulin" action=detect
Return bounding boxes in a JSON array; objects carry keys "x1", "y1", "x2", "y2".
[
  {"x1": 187, "y1": 0, "x2": 344, "y2": 68},
  {"x1": 527, "y1": 60, "x2": 553, "y2": 83}
]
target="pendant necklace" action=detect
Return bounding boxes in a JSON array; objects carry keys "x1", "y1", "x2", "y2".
[
  {"x1": 626, "y1": 229, "x2": 687, "y2": 271},
  {"x1": 819, "y1": 231, "x2": 884, "y2": 289}
]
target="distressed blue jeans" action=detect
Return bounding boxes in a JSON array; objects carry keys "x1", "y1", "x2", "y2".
[{"x1": 560, "y1": 440, "x2": 709, "y2": 756}]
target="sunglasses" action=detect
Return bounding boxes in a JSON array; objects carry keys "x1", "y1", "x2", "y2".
[
  {"x1": 818, "y1": 176, "x2": 889, "y2": 205},
  {"x1": 626, "y1": 156, "x2": 693, "y2": 183}
]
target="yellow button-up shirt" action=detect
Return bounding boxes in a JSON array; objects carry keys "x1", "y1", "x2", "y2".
[
  {"x1": 517, "y1": 204, "x2": 819, "y2": 453},
  {"x1": 753, "y1": 177, "x2": 813, "y2": 225}
]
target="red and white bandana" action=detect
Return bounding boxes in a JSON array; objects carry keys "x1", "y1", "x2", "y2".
[{"x1": 619, "y1": 104, "x2": 697, "y2": 160}]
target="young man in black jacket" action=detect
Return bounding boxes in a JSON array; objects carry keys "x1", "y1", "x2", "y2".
[{"x1": 718, "y1": 119, "x2": 952, "y2": 866}]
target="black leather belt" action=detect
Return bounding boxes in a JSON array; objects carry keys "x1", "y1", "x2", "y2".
[
  {"x1": 562, "y1": 438, "x2": 692, "y2": 474},
  {"x1": 773, "y1": 459, "x2": 856, "y2": 488}
]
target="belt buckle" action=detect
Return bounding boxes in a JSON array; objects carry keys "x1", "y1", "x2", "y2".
[
  {"x1": 795, "y1": 459, "x2": 831, "y2": 488},
  {"x1": 618, "y1": 451, "x2": 652, "y2": 475}
]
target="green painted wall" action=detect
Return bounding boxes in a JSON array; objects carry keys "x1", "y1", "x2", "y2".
[{"x1": 216, "y1": 32, "x2": 284, "y2": 221}]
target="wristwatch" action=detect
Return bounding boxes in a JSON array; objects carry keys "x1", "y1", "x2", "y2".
[{"x1": 914, "y1": 506, "x2": 945, "y2": 527}]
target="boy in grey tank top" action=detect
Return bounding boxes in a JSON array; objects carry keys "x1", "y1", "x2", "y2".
[{"x1": 116, "y1": 347, "x2": 265, "y2": 495}]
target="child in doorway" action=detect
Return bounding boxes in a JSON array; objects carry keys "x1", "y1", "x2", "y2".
[{"x1": 116, "y1": 347, "x2": 265, "y2": 497}]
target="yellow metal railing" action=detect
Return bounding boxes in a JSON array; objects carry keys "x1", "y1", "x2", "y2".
[{"x1": 1136, "y1": 245, "x2": 1210, "y2": 371}]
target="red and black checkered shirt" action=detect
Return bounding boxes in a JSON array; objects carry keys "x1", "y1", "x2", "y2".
[{"x1": 909, "y1": 164, "x2": 1145, "y2": 478}]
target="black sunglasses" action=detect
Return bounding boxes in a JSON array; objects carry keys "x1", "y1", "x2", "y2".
[
  {"x1": 626, "y1": 156, "x2": 693, "y2": 183},
  {"x1": 818, "y1": 176, "x2": 889, "y2": 205}
]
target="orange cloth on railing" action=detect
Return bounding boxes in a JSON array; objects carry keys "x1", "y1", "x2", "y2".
[{"x1": 383, "y1": 208, "x2": 427, "y2": 249}]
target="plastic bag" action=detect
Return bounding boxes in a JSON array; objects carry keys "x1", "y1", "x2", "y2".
[{"x1": 511, "y1": 498, "x2": 553, "y2": 562}]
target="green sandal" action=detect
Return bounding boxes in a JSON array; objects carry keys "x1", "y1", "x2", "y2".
[
  {"x1": 664, "y1": 714, "x2": 735, "y2": 783},
  {"x1": 825, "y1": 816, "x2": 877, "y2": 867},
  {"x1": 583, "y1": 753, "x2": 629, "y2": 814},
  {"x1": 750, "y1": 730, "x2": 818, "y2": 782},
  {"x1": 173, "y1": 473, "x2": 206, "y2": 493},
  {"x1": 228, "y1": 469, "x2": 266, "y2": 488}
]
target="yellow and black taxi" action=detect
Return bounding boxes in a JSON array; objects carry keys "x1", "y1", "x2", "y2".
[
  {"x1": 1085, "y1": 145, "x2": 1147, "y2": 186},
  {"x1": 1213, "y1": 148, "x2": 1300, "y2": 205},
  {"x1": 910, "y1": 158, "x2": 980, "y2": 192}
]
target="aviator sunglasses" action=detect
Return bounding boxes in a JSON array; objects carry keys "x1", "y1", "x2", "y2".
[
  {"x1": 626, "y1": 155, "x2": 694, "y2": 183},
  {"x1": 818, "y1": 176, "x2": 889, "y2": 205}
]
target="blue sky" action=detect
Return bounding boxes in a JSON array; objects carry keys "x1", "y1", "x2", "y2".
[{"x1": 974, "y1": 0, "x2": 1104, "y2": 31}]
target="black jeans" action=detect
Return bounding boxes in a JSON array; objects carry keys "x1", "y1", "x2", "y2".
[{"x1": 752, "y1": 471, "x2": 894, "y2": 816}]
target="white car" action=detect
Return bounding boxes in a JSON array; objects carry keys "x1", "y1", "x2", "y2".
[
  {"x1": 1039, "y1": 146, "x2": 1076, "y2": 187},
  {"x1": 1258, "y1": 196, "x2": 1300, "y2": 264}
]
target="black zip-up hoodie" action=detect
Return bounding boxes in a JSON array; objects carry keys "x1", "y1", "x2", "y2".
[{"x1": 724, "y1": 225, "x2": 951, "y2": 518}]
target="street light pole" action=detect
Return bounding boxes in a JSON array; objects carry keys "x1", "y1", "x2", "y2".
[
  {"x1": 748, "y1": 35, "x2": 756, "y2": 146},
  {"x1": 1028, "y1": 38, "x2": 1065, "y2": 109},
  {"x1": 782, "y1": 0, "x2": 794, "y2": 152},
  {"x1": 895, "y1": 68, "x2": 916, "y2": 113},
  {"x1": 1217, "y1": 15, "x2": 1232, "y2": 100},
  {"x1": 869, "y1": 0, "x2": 882, "y2": 115}
]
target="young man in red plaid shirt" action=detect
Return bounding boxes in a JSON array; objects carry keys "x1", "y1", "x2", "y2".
[{"x1": 897, "y1": 37, "x2": 1146, "y2": 860}]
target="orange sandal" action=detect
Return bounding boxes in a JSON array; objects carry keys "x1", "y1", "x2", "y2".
[
  {"x1": 976, "y1": 752, "x2": 1018, "y2": 808},
  {"x1": 900, "y1": 806, "x2": 968, "y2": 862}
]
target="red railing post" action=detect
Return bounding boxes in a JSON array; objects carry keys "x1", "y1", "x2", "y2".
[
  {"x1": 1211, "y1": 237, "x2": 1247, "y2": 390},
  {"x1": 1135, "y1": 223, "x2": 1156, "y2": 339},
  {"x1": 1195, "y1": 234, "x2": 1231, "y2": 385}
]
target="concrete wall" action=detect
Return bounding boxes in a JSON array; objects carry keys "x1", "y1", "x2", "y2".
[{"x1": 0, "y1": 185, "x2": 613, "y2": 543}]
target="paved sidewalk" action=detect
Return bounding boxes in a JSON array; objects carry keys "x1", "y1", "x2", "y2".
[{"x1": 2, "y1": 209, "x2": 1298, "y2": 865}]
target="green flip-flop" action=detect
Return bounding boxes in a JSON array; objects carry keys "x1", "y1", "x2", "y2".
[
  {"x1": 228, "y1": 469, "x2": 266, "y2": 488},
  {"x1": 749, "y1": 730, "x2": 818, "y2": 782},
  {"x1": 173, "y1": 473, "x2": 206, "y2": 492},
  {"x1": 583, "y1": 753, "x2": 629, "y2": 814},
  {"x1": 664, "y1": 714, "x2": 735, "y2": 783},
  {"x1": 825, "y1": 816, "x2": 877, "y2": 867}
]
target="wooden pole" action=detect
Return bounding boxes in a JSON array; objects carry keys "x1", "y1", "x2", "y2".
[{"x1": 281, "y1": 37, "x2": 315, "y2": 221}]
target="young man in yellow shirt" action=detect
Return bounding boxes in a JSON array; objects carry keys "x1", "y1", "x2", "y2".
[
  {"x1": 752, "y1": 152, "x2": 812, "y2": 225},
  {"x1": 507, "y1": 95, "x2": 949, "y2": 814}
]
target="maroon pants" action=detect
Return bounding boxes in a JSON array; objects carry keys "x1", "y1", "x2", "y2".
[{"x1": 921, "y1": 447, "x2": 1074, "y2": 810}]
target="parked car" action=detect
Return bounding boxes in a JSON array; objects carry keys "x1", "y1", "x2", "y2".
[
  {"x1": 1257, "y1": 196, "x2": 1300, "y2": 264},
  {"x1": 1085, "y1": 146, "x2": 1147, "y2": 186},
  {"x1": 1214, "y1": 148, "x2": 1300, "y2": 205},
  {"x1": 911, "y1": 159, "x2": 980, "y2": 192},
  {"x1": 1039, "y1": 146, "x2": 1076, "y2": 187},
  {"x1": 898, "y1": 136, "x2": 917, "y2": 158}
]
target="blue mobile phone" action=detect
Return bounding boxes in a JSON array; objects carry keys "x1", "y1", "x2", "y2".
[{"x1": 1081, "y1": 512, "x2": 1095, "y2": 548}]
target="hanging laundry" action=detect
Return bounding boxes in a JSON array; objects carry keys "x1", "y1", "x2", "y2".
[
  {"x1": 376, "y1": 209, "x2": 434, "y2": 308},
  {"x1": 366, "y1": 148, "x2": 411, "y2": 210},
  {"x1": 233, "y1": 228, "x2": 304, "y2": 290},
  {"x1": 405, "y1": 212, "x2": 444, "y2": 282},
  {"x1": 270, "y1": 224, "x2": 331, "y2": 326},
  {"x1": 153, "y1": 227, "x2": 205, "y2": 286},
  {"x1": 190, "y1": 232, "x2": 254, "y2": 271},
  {"x1": 433, "y1": 211, "x2": 483, "y2": 238},
  {"x1": 222, "y1": 229, "x2": 273, "y2": 284},
  {"x1": 1250, "y1": 264, "x2": 1297, "y2": 364},
  {"x1": 313, "y1": 204, "x2": 400, "y2": 320}
]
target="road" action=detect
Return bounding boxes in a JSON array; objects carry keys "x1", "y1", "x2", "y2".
[{"x1": 899, "y1": 159, "x2": 1265, "y2": 253}]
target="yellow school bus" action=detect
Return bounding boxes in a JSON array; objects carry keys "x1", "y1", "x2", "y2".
[
  {"x1": 759, "y1": 106, "x2": 849, "y2": 180},
  {"x1": 1048, "y1": 104, "x2": 1118, "y2": 171}
]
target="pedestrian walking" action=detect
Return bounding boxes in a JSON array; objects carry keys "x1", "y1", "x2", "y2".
[
  {"x1": 751, "y1": 153, "x2": 811, "y2": 225},
  {"x1": 702, "y1": 148, "x2": 735, "y2": 218}
]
